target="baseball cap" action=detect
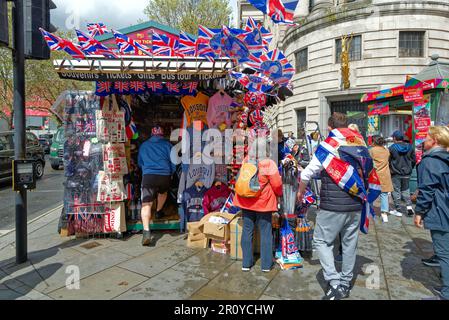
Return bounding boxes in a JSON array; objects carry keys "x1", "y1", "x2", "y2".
[{"x1": 152, "y1": 126, "x2": 164, "y2": 136}]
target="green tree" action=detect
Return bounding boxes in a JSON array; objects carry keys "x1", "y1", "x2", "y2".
[{"x1": 143, "y1": 0, "x2": 232, "y2": 35}]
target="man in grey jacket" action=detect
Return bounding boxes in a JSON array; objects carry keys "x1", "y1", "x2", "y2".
[{"x1": 298, "y1": 113, "x2": 365, "y2": 300}]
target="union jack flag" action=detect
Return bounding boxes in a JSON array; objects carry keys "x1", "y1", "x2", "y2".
[
  {"x1": 221, "y1": 26, "x2": 262, "y2": 65},
  {"x1": 75, "y1": 120, "x2": 84, "y2": 132},
  {"x1": 245, "y1": 17, "x2": 273, "y2": 48},
  {"x1": 182, "y1": 82, "x2": 198, "y2": 94},
  {"x1": 197, "y1": 25, "x2": 222, "y2": 62},
  {"x1": 152, "y1": 31, "x2": 180, "y2": 57},
  {"x1": 97, "y1": 81, "x2": 112, "y2": 94},
  {"x1": 230, "y1": 71, "x2": 273, "y2": 93},
  {"x1": 179, "y1": 31, "x2": 197, "y2": 56},
  {"x1": 75, "y1": 29, "x2": 117, "y2": 58},
  {"x1": 112, "y1": 29, "x2": 152, "y2": 56},
  {"x1": 166, "y1": 82, "x2": 180, "y2": 93},
  {"x1": 146, "y1": 82, "x2": 163, "y2": 92},
  {"x1": 85, "y1": 120, "x2": 96, "y2": 133},
  {"x1": 129, "y1": 81, "x2": 145, "y2": 92},
  {"x1": 248, "y1": 0, "x2": 299, "y2": 25},
  {"x1": 39, "y1": 28, "x2": 85, "y2": 60},
  {"x1": 114, "y1": 81, "x2": 129, "y2": 93},
  {"x1": 246, "y1": 49, "x2": 294, "y2": 86},
  {"x1": 87, "y1": 23, "x2": 109, "y2": 37}
]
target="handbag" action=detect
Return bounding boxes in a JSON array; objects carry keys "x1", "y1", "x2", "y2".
[
  {"x1": 97, "y1": 171, "x2": 127, "y2": 202},
  {"x1": 103, "y1": 203, "x2": 127, "y2": 233},
  {"x1": 96, "y1": 95, "x2": 126, "y2": 143},
  {"x1": 103, "y1": 143, "x2": 129, "y2": 175}
]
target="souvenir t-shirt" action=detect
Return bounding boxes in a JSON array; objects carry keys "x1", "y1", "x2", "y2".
[
  {"x1": 207, "y1": 92, "x2": 233, "y2": 129},
  {"x1": 181, "y1": 92, "x2": 209, "y2": 126},
  {"x1": 183, "y1": 185, "x2": 207, "y2": 222},
  {"x1": 177, "y1": 154, "x2": 215, "y2": 203},
  {"x1": 202, "y1": 184, "x2": 232, "y2": 215}
]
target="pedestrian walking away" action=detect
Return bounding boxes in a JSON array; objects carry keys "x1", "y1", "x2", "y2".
[
  {"x1": 297, "y1": 112, "x2": 380, "y2": 300},
  {"x1": 389, "y1": 130, "x2": 416, "y2": 216},
  {"x1": 414, "y1": 126, "x2": 449, "y2": 300}
]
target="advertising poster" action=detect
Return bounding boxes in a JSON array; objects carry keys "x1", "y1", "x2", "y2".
[
  {"x1": 413, "y1": 95, "x2": 431, "y2": 163},
  {"x1": 368, "y1": 102, "x2": 389, "y2": 116}
]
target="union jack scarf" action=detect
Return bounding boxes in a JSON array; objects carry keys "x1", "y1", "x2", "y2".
[{"x1": 314, "y1": 128, "x2": 381, "y2": 234}]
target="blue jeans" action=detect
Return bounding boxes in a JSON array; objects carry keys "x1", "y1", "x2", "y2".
[
  {"x1": 241, "y1": 209, "x2": 273, "y2": 270},
  {"x1": 431, "y1": 230, "x2": 449, "y2": 300},
  {"x1": 380, "y1": 192, "x2": 390, "y2": 213}
]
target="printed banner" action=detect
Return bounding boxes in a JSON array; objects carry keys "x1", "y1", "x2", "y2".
[
  {"x1": 413, "y1": 95, "x2": 432, "y2": 164},
  {"x1": 97, "y1": 171, "x2": 127, "y2": 202},
  {"x1": 367, "y1": 115, "x2": 380, "y2": 135},
  {"x1": 95, "y1": 109, "x2": 126, "y2": 143},
  {"x1": 367, "y1": 102, "x2": 389, "y2": 116},
  {"x1": 95, "y1": 81, "x2": 199, "y2": 96},
  {"x1": 404, "y1": 86, "x2": 424, "y2": 102}
]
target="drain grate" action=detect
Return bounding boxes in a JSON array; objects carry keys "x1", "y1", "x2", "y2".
[{"x1": 80, "y1": 241, "x2": 102, "y2": 250}]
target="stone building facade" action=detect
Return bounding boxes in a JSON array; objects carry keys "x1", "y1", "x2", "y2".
[{"x1": 239, "y1": 0, "x2": 449, "y2": 137}]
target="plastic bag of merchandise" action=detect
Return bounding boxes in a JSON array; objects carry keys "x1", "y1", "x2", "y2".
[{"x1": 280, "y1": 218, "x2": 300, "y2": 258}]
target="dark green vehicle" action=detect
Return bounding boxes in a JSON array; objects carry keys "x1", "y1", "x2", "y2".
[
  {"x1": 0, "y1": 131, "x2": 46, "y2": 183},
  {"x1": 49, "y1": 127, "x2": 64, "y2": 170}
]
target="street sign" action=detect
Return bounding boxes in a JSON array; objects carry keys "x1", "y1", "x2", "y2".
[{"x1": 0, "y1": 0, "x2": 8, "y2": 47}]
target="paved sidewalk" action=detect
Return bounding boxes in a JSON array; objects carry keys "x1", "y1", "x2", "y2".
[{"x1": 0, "y1": 205, "x2": 441, "y2": 300}]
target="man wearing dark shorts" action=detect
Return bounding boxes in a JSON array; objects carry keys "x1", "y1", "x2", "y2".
[{"x1": 138, "y1": 126, "x2": 175, "y2": 246}]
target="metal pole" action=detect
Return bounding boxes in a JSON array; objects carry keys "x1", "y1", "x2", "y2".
[{"x1": 12, "y1": 0, "x2": 27, "y2": 264}]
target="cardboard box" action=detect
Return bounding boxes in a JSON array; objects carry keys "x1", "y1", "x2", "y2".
[
  {"x1": 201, "y1": 212, "x2": 240, "y2": 241},
  {"x1": 187, "y1": 237, "x2": 209, "y2": 249},
  {"x1": 187, "y1": 221, "x2": 203, "y2": 234},
  {"x1": 230, "y1": 216, "x2": 261, "y2": 260},
  {"x1": 188, "y1": 232, "x2": 206, "y2": 242}
]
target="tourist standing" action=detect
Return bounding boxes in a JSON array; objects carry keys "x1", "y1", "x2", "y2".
[
  {"x1": 370, "y1": 135, "x2": 394, "y2": 222},
  {"x1": 414, "y1": 126, "x2": 449, "y2": 300},
  {"x1": 389, "y1": 130, "x2": 416, "y2": 216}
]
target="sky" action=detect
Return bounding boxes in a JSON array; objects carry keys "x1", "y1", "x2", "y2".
[{"x1": 52, "y1": 0, "x2": 239, "y2": 32}]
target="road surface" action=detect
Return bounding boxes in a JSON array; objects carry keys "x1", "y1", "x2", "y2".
[{"x1": 0, "y1": 156, "x2": 65, "y2": 232}]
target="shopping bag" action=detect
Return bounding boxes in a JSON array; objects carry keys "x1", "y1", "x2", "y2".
[
  {"x1": 296, "y1": 216, "x2": 314, "y2": 253},
  {"x1": 280, "y1": 218, "x2": 299, "y2": 258},
  {"x1": 96, "y1": 95, "x2": 126, "y2": 143},
  {"x1": 103, "y1": 143, "x2": 128, "y2": 175},
  {"x1": 97, "y1": 171, "x2": 127, "y2": 202},
  {"x1": 103, "y1": 203, "x2": 127, "y2": 233}
]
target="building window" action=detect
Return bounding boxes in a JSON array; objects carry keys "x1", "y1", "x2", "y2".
[
  {"x1": 336, "y1": 35, "x2": 362, "y2": 63},
  {"x1": 399, "y1": 31, "x2": 425, "y2": 57},
  {"x1": 330, "y1": 100, "x2": 367, "y2": 138},
  {"x1": 296, "y1": 109, "x2": 306, "y2": 139},
  {"x1": 295, "y1": 48, "x2": 308, "y2": 73}
]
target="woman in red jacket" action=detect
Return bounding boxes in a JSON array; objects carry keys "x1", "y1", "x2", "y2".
[{"x1": 234, "y1": 138, "x2": 283, "y2": 272}]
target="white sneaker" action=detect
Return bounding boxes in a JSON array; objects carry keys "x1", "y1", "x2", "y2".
[
  {"x1": 381, "y1": 213, "x2": 389, "y2": 223},
  {"x1": 390, "y1": 210, "x2": 403, "y2": 217}
]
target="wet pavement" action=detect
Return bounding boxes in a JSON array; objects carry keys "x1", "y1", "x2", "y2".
[{"x1": 0, "y1": 204, "x2": 442, "y2": 300}]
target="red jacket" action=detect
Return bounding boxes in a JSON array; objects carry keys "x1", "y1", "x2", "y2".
[{"x1": 234, "y1": 159, "x2": 283, "y2": 213}]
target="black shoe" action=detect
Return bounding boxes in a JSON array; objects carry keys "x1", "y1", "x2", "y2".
[
  {"x1": 322, "y1": 285, "x2": 341, "y2": 300},
  {"x1": 334, "y1": 254, "x2": 343, "y2": 264},
  {"x1": 155, "y1": 210, "x2": 165, "y2": 220},
  {"x1": 142, "y1": 230, "x2": 155, "y2": 246},
  {"x1": 337, "y1": 285, "x2": 351, "y2": 299},
  {"x1": 406, "y1": 206, "x2": 415, "y2": 217},
  {"x1": 422, "y1": 256, "x2": 440, "y2": 267}
]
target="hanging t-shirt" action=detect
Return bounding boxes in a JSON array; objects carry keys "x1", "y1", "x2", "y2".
[
  {"x1": 183, "y1": 185, "x2": 207, "y2": 222},
  {"x1": 177, "y1": 154, "x2": 215, "y2": 203},
  {"x1": 207, "y1": 92, "x2": 233, "y2": 129},
  {"x1": 181, "y1": 92, "x2": 209, "y2": 126},
  {"x1": 214, "y1": 164, "x2": 228, "y2": 184},
  {"x1": 202, "y1": 184, "x2": 232, "y2": 215}
]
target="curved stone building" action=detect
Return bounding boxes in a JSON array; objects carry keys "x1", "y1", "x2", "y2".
[{"x1": 269, "y1": 0, "x2": 449, "y2": 137}]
